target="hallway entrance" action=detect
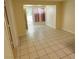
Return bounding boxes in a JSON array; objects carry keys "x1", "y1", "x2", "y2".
[
  {"x1": 23, "y1": 5, "x2": 56, "y2": 30},
  {"x1": 24, "y1": 5, "x2": 45, "y2": 29}
]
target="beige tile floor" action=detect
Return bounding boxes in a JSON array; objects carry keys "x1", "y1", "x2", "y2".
[{"x1": 16, "y1": 24, "x2": 75, "y2": 59}]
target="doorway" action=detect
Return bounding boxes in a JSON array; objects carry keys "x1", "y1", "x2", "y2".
[
  {"x1": 24, "y1": 5, "x2": 46, "y2": 29},
  {"x1": 24, "y1": 5, "x2": 56, "y2": 29}
]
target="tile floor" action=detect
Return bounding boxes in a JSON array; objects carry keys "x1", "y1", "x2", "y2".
[{"x1": 16, "y1": 24, "x2": 75, "y2": 59}]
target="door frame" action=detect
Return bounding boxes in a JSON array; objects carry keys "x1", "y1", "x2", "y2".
[{"x1": 4, "y1": 0, "x2": 19, "y2": 47}]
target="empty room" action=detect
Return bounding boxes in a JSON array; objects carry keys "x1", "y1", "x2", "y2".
[{"x1": 4, "y1": 0, "x2": 75, "y2": 59}]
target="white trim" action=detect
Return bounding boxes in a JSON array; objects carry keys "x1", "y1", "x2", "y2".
[
  {"x1": 62, "y1": 28, "x2": 75, "y2": 34},
  {"x1": 45, "y1": 23, "x2": 56, "y2": 29},
  {"x1": 5, "y1": 0, "x2": 19, "y2": 47}
]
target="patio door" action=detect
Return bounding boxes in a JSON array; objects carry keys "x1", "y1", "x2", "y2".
[{"x1": 33, "y1": 7, "x2": 45, "y2": 22}]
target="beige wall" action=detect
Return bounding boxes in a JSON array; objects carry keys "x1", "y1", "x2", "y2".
[
  {"x1": 56, "y1": 2, "x2": 63, "y2": 29},
  {"x1": 12, "y1": 0, "x2": 27, "y2": 36},
  {"x1": 62, "y1": 0, "x2": 75, "y2": 34},
  {"x1": 4, "y1": 21, "x2": 14, "y2": 59},
  {"x1": 45, "y1": 5, "x2": 56, "y2": 28}
]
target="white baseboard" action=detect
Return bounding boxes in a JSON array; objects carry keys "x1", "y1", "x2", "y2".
[
  {"x1": 45, "y1": 23, "x2": 56, "y2": 29},
  {"x1": 62, "y1": 28, "x2": 75, "y2": 34}
]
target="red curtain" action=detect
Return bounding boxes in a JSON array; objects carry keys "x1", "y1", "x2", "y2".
[{"x1": 33, "y1": 7, "x2": 45, "y2": 22}]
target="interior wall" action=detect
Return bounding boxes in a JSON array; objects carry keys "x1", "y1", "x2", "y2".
[
  {"x1": 4, "y1": 21, "x2": 14, "y2": 59},
  {"x1": 26, "y1": 6, "x2": 33, "y2": 26},
  {"x1": 62, "y1": 0, "x2": 75, "y2": 34},
  {"x1": 12, "y1": 0, "x2": 27, "y2": 36},
  {"x1": 45, "y1": 5, "x2": 56, "y2": 28},
  {"x1": 56, "y1": 2, "x2": 63, "y2": 29}
]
